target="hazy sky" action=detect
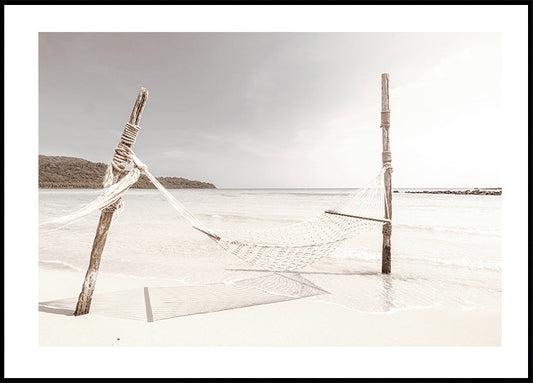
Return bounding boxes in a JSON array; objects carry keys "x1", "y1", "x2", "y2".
[{"x1": 39, "y1": 33, "x2": 501, "y2": 188}]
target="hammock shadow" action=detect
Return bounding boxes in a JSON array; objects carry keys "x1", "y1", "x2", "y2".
[
  {"x1": 39, "y1": 303, "x2": 74, "y2": 316},
  {"x1": 228, "y1": 268, "x2": 397, "y2": 312},
  {"x1": 38, "y1": 273, "x2": 327, "y2": 322}
]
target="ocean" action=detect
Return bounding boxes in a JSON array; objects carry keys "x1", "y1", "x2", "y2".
[{"x1": 39, "y1": 188, "x2": 501, "y2": 314}]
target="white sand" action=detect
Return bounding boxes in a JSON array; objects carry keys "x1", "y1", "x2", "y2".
[{"x1": 39, "y1": 267, "x2": 501, "y2": 347}]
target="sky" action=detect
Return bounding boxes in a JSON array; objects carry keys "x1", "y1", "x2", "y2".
[{"x1": 39, "y1": 33, "x2": 501, "y2": 189}]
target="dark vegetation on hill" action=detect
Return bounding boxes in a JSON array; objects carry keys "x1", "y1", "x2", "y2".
[{"x1": 39, "y1": 155, "x2": 216, "y2": 189}]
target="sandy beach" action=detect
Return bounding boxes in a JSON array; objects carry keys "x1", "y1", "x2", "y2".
[
  {"x1": 38, "y1": 188, "x2": 502, "y2": 347},
  {"x1": 39, "y1": 267, "x2": 501, "y2": 347}
]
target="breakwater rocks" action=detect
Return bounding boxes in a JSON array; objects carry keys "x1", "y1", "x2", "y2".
[{"x1": 394, "y1": 188, "x2": 501, "y2": 196}]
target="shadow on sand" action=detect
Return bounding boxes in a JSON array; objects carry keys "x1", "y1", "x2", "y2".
[
  {"x1": 227, "y1": 268, "x2": 396, "y2": 312},
  {"x1": 39, "y1": 303, "x2": 74, "y2": 316},
  {"x1": 38, "y1": 273, "x2": 327, "y2": 322}
]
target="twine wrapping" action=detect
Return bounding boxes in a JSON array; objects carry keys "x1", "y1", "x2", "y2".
[
  {"x1": 101, "y1": 123, "x2": 142, "y2": 211},
  {"x1": 381, "y1": 111, "x2": 390, "y2": 129},
  {"x1": 382, "y1": 151, "x2": 393, "y2": 173},
  {"x1": 102, "y1": 123, "x2": 141, "y2": 189}
]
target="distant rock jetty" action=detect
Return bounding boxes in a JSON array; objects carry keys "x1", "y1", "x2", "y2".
[
  {"x1": 39, "y1": 155, "x2": 216, "y2": 189},
  {"x1": 394, "y1": 188, "x2": 501, "y2": 196}
]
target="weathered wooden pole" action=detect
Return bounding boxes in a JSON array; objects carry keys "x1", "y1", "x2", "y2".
[
  {"x1": 381, "y1": 73, "x2": 393, "y2": 274},
  {"x1": 74, "y1": 88, "x2": 149, "y2": 316}
]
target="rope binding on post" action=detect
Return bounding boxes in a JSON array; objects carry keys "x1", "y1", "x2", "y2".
[
  {"x1": 102, "y1": 123, "x2": 142, "y2": 189},
  {"x1": 101, "y1": 122, "x2": 144, "y2": 212},
  {"x1": 380, "y1": 111, "x2": 390, "y2": 129},
  {"x1": 382, "y1": 153, "x2": 393, "y2": 173}
]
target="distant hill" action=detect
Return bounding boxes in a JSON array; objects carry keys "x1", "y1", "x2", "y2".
[{"x1": 39, "y1": 155, "x2": 216, "y2": 189}]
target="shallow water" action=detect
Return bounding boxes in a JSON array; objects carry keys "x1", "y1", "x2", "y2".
[{"x1": 39, "y1": 188, "x2": 501, "y2": 314}]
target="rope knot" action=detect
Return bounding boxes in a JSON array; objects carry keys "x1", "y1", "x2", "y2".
[
  {"x1": 381, "y1": 111, "x2": 390, "y2": 129},
  {"x1": 130, "y1": 154, "x2": 148, "y2": 172},
  {"x1": 382, "y1": 222, "x2": 392, "y2": 235},
  {"x1": 121, "y1": 123, "x2": 141, "y2": 145},
  {"x1": 382, "y1": 151, "x2": 393, "y2": 173},
  {"x1": 102, "y1": 122, "x2": 142, "y2": 188},
  {"x1": 102, "y1": 198, "x2": 124, "y2": 213}
]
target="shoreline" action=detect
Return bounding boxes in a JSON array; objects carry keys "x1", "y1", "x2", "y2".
[
  {"x1": 39, "y1": 187, "x2": 501, "y2": 193},
  {"x1": 39, "y1": 267, "x2": 501, "y2": 346}
]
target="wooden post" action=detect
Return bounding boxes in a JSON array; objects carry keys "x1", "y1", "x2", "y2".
[
  {"x1": 74, "y1": 88, "x2": 149, "y2": 316},
  {"x1": 381, "y1": 73, "x2": 392, "y2": 274}
]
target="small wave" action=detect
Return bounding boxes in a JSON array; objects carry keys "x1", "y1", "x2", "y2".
[
  {"x1": 328, "y1": 250, "x2": 501, "y2": 272},
  {"x1": 282, "y1": 192, "x2": 352, "y2": 197},
  {"x1": 101, "y1": 272, "x2": 192, "y2": 285},
  {"x1": 400, "y1": 254, "x2": 501, "y2": 272},
  {"x1": 394, "y1": 223, "x2": 501, "y2": 237},
  {"x1": 39, "y1": 259, "x2": 84, "y2": 272},
  {"x1": 331, "y1": 249, "x2": 378, "y2": 261},
  {"x1": 39, "y1": 260, "x2": 192, "y2": 284}
]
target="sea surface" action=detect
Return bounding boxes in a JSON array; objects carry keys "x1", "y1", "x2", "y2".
[{"x1": 39, "y1": 188, "x2": 501, "y2": 314}]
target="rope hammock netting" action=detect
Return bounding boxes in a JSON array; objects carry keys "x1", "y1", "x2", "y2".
[{"x1": 41, "y1": 138, "x2": 391, "y2": 272}]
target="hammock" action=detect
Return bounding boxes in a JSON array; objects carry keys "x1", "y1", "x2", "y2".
[{"x1": 41, "y1": 153, "x2": 390, "y2": 271}]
